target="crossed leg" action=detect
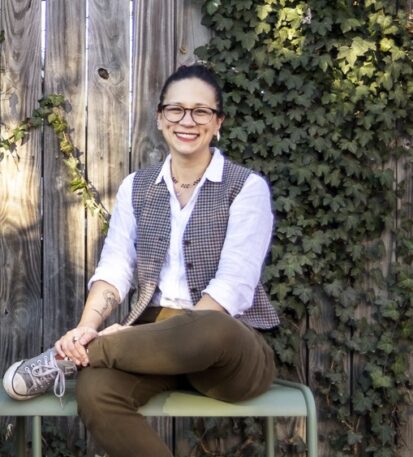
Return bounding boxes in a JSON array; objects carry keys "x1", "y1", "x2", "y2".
[{"x1": 76, "y1": 309, "x2": 276, "y2": 456}]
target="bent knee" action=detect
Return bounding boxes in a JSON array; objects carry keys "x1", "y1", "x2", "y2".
[{"x1": 192, "y1": 310, "x2": 249, "y2": 347}]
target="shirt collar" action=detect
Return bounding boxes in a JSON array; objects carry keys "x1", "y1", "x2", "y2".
[{"x1": 155, "y1": 148, "x2": 224, "y2": 185}]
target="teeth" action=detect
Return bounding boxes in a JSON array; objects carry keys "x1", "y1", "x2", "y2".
[{"x1": 176, "y1": 133, "x2": 197, "y2": 139}]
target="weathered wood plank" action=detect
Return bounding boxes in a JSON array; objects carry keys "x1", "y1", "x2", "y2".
[
  {"x1": 43, "y1": 0, "x2": 87, "y2": 348},
  {"x1": 86, "y1": 0, "x2": 130, "y2": 319},
  {"x1": 0, "y1": 0, "x2": 42, "y2": 371},
  {"x1": 85, "y1": 1, "x2": 130, "y2": 453},
  {"x1": 351, "y1": 157, "x2": 396, "y2": 456},
  {"x1": 130, "y1": 0, "x2": 177, "y2": 170},
  {"x1": 42, "y1": 0, "x2": 88, "y2": 450},
  {"x1": 176, "y1": 0, "x2": 212, "y2": 68},
  {"x1": 309, "y1": 291, "x2": 344, "y2": 457},
  {"x1": 400, "y1": 356, "x2": 413, "y2": 457},
  {"x1": 397, "y1": 156, "x2": 413, "y2": 457}
]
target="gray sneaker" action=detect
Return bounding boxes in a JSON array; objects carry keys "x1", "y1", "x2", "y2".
[{"x1": 2, "y1": 348, "x2": 77, "y2": 400}]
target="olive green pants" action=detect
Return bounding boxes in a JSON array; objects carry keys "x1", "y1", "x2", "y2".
[{"x1": 76, "y1": 308, "x2": 276, "y2": 457}]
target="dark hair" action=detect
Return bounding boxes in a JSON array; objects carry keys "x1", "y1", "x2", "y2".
[{"x1": 157, "y1": 64, "x2": 224, "y2": 117}]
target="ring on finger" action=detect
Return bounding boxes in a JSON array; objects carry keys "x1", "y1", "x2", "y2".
[{"x1": 72, "y1": 336, "x2": 79, "y2": 344}]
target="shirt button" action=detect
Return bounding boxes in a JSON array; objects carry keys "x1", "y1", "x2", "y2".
[
  {"x1": 190, "y1": 287, "x2": 198, "y2": 294},
  {"x1": 184, "y1": 239, "x2": 191, "y2": 246},
  {"x1": 186, "y1": 262, "x2": 193, "y2": 269}
]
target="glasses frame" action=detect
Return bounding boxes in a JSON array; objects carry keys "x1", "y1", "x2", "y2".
[{"x1": 161, "y1": 104, "x2": 218, "y2": 125}]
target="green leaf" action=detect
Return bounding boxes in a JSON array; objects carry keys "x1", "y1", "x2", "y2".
[
  {"x1": 318, "y1": 54, "x2": 332, "y2": 72},
  {"x1": 205, "y1": 0, "x2": 221, "y2": 15},
  {"x1": 47, "y1": 113, "x2": 58, "y2": 124},
  {"x1": 256, "y1": 4, "x2": 272, "y2": 21},
  {"x1": 397, "y1": 278, "x2": 413, "y2": 291},
  {"x1": 241, "y1": 31, "x2": 256, "y2": 51},
  {"x1": 380, "y1": 37, "x2": 394, "y2": 52},
  {"x1": 12, "y1": 129, "x2": 25, "y2": 142},
  {"x1": 60, "y1": 138, "x2": 74, "y2": 154},
  {"x1": 340, "y1": 18, "x2": 362, "y2": 33},
  {"x1": 352, "y1": 390, "x2": 374, "y2": 413},
  {"x1": 346, "y1": 431, "x2": 363, "y2": 446},
  {"x1": 368, "y1": 366, "x2": 393, "y2": 389},
  {"x1": 377, "y1": 333, "x2": 393, "y2": 354}
]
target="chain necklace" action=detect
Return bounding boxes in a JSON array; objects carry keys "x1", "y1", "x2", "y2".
[{"x1": 171, "y1": 175, "x2": 202, "y2": 196}]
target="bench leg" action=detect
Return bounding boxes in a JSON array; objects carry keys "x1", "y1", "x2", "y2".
[
  {"x1": 32, "y1": 416, "x2": 42, "y2": 457},
  {"x1": 265, "y1": 417, "x2": 275, "y2": 457},
  {"x1": 275, "y1": 379, "x2": 318, "y2": 457},
  {"x1": 306, "y1": 408, "x2": 318, "y2": 457},
  {"x1": 15, "y1": 417, "x2": 26, "y2": 457}
]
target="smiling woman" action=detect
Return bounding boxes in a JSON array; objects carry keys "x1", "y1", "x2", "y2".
[
  {"x1": 156, "y1": 74, "x2": 224, "y2": 206},
  {"x1": 3, "y1": 64, "x2": 280, "y2": 457}
]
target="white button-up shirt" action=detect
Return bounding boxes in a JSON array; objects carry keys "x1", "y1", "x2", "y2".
[{"x1": 89, "y1": 149, "x2": 274, "y2": 317}]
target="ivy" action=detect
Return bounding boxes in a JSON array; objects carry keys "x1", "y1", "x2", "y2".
[
  {"x1": 0, "y1": 94, "x2": 110, "y2": 233},
  {"x1": 198, "y1": 0, "x2": 413, "y2": 455},
  {"x1": 0, "y1": 418, "x2": 87, "y2": 457}
]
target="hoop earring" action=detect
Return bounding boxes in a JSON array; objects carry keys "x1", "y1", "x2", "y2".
[{"x1": 216, "y1": 131, "x2": 221, "y2": 142}]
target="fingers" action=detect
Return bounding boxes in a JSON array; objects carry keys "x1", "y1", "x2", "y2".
[
  {"x1": 54, "y1": 324, "x2": 128, "y2": 367},
  {"x1": 54, "y1": 327, "x2": 98, "y2": 367},
  {"x1": 98, "y1": 323, "x2": 127, "y2": 336},
  {"x1": 72, "y1": 342, "x2": 90, "y2": 367}
]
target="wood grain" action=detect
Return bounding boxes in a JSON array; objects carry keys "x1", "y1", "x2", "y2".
[
  {"x1": 43, "y1": 0, "x2": 87, "y2": 348},
  {"x1": 0, "y1": 0, "x2": 42, "y2": 372},
  {"x1": 86, "y1": 0, "x2": 130, "y2": 321},
  {"x1": 42, "y1": 0, "x2": 88, "y2": 450},
  {"x1": 309, "y1": 290, "x2": 344, "y2": 457},
  {"x1": 130, "y1": 0, "x2": 177, "y2": 171},
  {"x1": 176, "y1": 0, "x2": 212, "y2": 68},
  {"x1": 397, "y1": 156, "x2": 413, "y2": 457}
]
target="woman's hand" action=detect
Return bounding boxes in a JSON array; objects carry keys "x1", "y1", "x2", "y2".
[
  {"x1": 98, "y1": 323, "x2": 129, "y2": 336},
  {"x1": 54, "y1": 326, "x2": 98, "y2": 367},
  {"x1": 194, "y1": 293, "x2": 228, "y2": 313}
]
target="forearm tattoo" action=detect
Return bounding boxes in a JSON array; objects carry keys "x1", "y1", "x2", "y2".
[{"x1": 92, "y1": 289, "x2": 118, "y2": 319}]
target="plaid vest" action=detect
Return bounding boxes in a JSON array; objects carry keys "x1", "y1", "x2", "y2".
[{"x1": 121, "y1": 158, "x2": 280, "y2": 329}]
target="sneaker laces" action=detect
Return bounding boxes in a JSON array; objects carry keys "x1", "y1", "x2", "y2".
[{"x1": 30, "y1": 349, "x2": 67, "y2": 399}]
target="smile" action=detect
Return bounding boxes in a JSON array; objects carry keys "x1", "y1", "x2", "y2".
[{"x1": 174, "y1": 132, "x2": 199, "y2": 141}]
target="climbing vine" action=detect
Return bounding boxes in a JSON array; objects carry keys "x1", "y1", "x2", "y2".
[
  {"x1": 1, "y1": 25, "x2": 109, "y2": 231},
  {"x1": 195, "y1": 0, "x2": 413, "y2": 456},
  {"x1": 0, "y1": 94, "x2": 110, "y2": 233}
]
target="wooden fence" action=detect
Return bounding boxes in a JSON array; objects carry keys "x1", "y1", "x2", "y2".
[
  {"x1": 0, "y1": 0, "x2": 212, "y2": 454},
  {"x1": 1, "y1": 1, "x2": 412, "y2": 456}
]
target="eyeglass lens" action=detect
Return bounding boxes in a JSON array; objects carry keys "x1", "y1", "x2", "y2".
[{"x1": 163, "y1": 106, "x2": 215, "y2": 125}]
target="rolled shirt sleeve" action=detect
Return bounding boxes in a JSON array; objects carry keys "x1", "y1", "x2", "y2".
[
  {"x1": 202, "y1": 173, "x2": 274, "y2": 316},
  {"x1": 88, "y1": 173, "x2": 137, "y2": 301}
]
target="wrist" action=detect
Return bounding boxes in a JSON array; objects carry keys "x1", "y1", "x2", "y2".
[{"x1": 77, "y1": 323, "x2": 99, "y2": 332}]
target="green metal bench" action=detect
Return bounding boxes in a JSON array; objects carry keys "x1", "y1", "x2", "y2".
[{"x1": 0, "y1": 379, "x2": 318, "y2": 457}]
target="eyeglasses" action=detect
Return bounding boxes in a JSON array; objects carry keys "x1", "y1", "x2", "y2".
[{"x1": 161, "y1": 104, "x2": 218, "y2": 125}]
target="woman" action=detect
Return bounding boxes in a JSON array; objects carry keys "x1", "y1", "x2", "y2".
[{"x1": 3, "y1": 64, "x2": 280, "y2": 456}]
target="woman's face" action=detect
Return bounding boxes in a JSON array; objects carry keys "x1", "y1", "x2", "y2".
[{"x1": 158, "y1": 77, "x2": 224, "y2": 160}]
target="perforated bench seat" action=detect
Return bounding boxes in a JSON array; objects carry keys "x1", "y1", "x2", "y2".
[{"x1": 0, "y1": 379, "x2": 318, "y2": 457}]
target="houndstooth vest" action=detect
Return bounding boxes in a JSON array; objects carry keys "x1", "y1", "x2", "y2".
[{"x1": 121, "y1": 158, "x2": 280, "y2": 329}]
